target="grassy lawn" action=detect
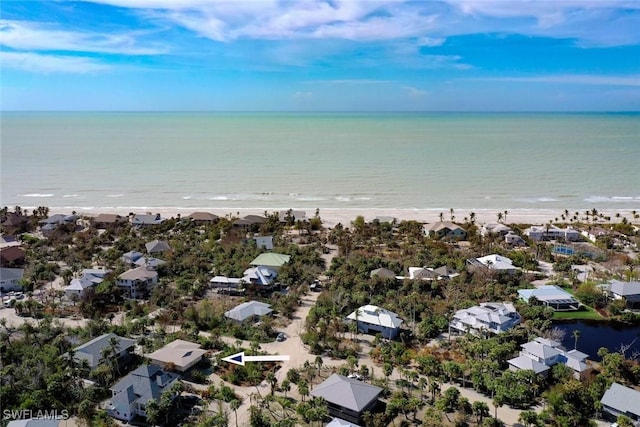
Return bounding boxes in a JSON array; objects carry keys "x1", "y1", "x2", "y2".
[{"x1": 553, "y1": 308, "x2": 603, "y2": 320}]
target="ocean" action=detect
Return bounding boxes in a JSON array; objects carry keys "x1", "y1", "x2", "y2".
[{"x1": 1, "y1": 112, "x2": 639, "y2": 214}]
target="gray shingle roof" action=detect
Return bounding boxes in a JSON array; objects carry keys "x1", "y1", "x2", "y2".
[
  {"x1": 110, "y1": 365, "x2": 179, "y2": 408},
  {"x1": 600, "y1": 382, "x2": 640, "y2": 417},
  {"x1": 72, "y1": 333, "x2": 135, "y2": 369},
  {"x1": 310, "y1": 374, "x2": 382, "y2": 412},
  {"x1": 224, "y1": 301, "x2": 272, "y2": 322}
]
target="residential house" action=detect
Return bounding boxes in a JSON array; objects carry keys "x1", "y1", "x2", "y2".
[
  {"x1": 233, "y1": 215, "x2": 267, "y2": 229},
  {"x1": 64, "y1": 268, "x2": 111, "y2": 299},
  {"x1": 117, "y1": 267, "x2": 158, "y2": 299},
  {"x1": 600, "y1": 382, "x2": 640, "y2": 423},
  {"x1": 145, "y1": 239, "x2": 171, "y2": 254},
  {"x1": 7, "y1": 420, "x2": 68, "y2": 427},
  {"x1": 69, "y1": 333, "x2": 135, "y2": 370},
  {"x1": 147, "y1": 339, "x2": 207, "y2": 372},
  {"x1": 525, "y1": 225, "x2": 581, "y2": 242},
  {"x1": 346, "y1": 305, "x2": 403, "y2": 339},
  {"x1": 326, "y1": 419, "x2": 361, "y2": 427},
  {"x1": 505, "y1": 231, "x2": 526, "y2": 246},
  {"x1": 253, "y1": 235, "x2": 274, "y2": 250},
  {"x1": 604, "y1": 279, "x2": 640, "y2": 309},
  {"x1": 310, "y1": 374, "x2": 382, "y2": 424},
  {"x1": 93, "y1": 213, "x2": 126, "y2": 227},
  {"x1": 581, "y1": 226, "x2": 612, "y2": 243},
  {"x1": 242, "y1": 266, "x2": 278, "y2": 288},
  {"x1": 518, "y1": 285, "x2": 580, "y2": 311},
  {"x1": 250, "y1": 252, "x2": 291, "y2": 272},
  {"x1": 481, "y1": 222, "x2": 513, "y2": 237},
  {"x1": 0, "y1": 245, "x2": 26, "y2": 267},
  {"x1": 0, "y1": 235, "x2": 20, "y2": 248},
  {"x1": 40, "y1": 214, "x2": 77, "y2": 237},
  {"x1": 407, "y1": 267, "x2": 439, "y2": 281},
  {"x1": 106, "y1": 365, "x2": 179, "y2": 423},
  {"x1": 467, "y1": 254, "x2": 519, "y2": 274},
  {"x1": 508, "y1": 337, "x2": 590, "y2": 379},
  {"x1": 369, "y1": 267, "x2": 396, "y2": 279},
  {"x1": 209, "y1": 276, "x2": 244, "y2": 293},
  {"x1": 425, "y1": 221, "x2": 467, "y2": 240},
  {"x1": 122, "y1": 250, "x2": 144, "y2": 265},
  {"x1": 131, "y1": 213, "x2": 163, "y2": 227},
  {"x1": 188, "y1": 211, "x2": 219, "y2": 223},
  {"x1": 224, "y1": 300, "x2": 273, "y2": 322},
  {"x1": 450, "y1": 302, "x2": 521, "y2": 335},
  {"x1": 0, "y1": 267, "x2": 24, "y2": 292},
  {"x1": 1, "y1": 212, "x2": 28, "y2": 232},
  {"x1": 133, "y1": 256, "x2": 166, "y2": 270},
  {"x1": 278, "y1": 210, "x2": 306, "y2": 223}
]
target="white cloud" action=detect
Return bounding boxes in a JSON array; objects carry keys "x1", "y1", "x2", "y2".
[
  {"x1": 0, "y1": 51, "x2": 110, "y2": 73},
  {"x1": 403, "y1": 85, "x2": 427, "y2": 99},
  {"x1": 0, "y1": 19, "x2": 166, "y2": 55},
  {"x1": 474, "y1": 74, "x2": 640, "y2": 87}
]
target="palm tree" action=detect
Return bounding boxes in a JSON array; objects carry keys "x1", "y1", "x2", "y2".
[
  {"x1": 572, "y1": 329, "x2": 581, "y2": 350},
  {"x1": 230, "y1": 398, "x2": 241, "y2": 427}
]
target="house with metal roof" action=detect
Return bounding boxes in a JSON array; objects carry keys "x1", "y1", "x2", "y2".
[
  {"x1": 7, "y1": 420, "x2": 67, "y2": 427},
  {"x1": 424, "y1": 221, "x2": 467, "y2": 240},
  {"x1": 604, "y1": 279, "x2": 640, "y2": 309},
  {"x1": 131, "y1": 213, "x2": 163, "y2": 227},
  {"x1": 508, "y1": 337, "x2": 590, "y2": 379},
  {"x1": 224, "y1": 300, "x2": 273, "y2": 322},
  {"x1": 600, "y1": 382, "x2": 640, "y2": 423},
  {"x1": 450, "y1": 302, "x2": 521, "y2": 335},
  {"x1": 145, "y1": 239, "x2": 171, "y2": 254},
  {"x1": 106, "y1": 365, "x2": 179, "y2": 422},
  {"x1": 369, "y1": 267, "x2": 396, "y2": 279},
  {"x1": 518, "y1": 285, "x2": 580, "y2": 311},
  {"x1": 250, "y1": 252, "x2": 291, "y2": 271},
  {"x1": 147, "y1": 339, "x2": 207, "y2": 372},
  {"x1": 64, "y1": 268, "x2": 110, "y2": 299},
  {"x1": 69, "y1": 333, "x2": 135, "y2": 370},
  {"x1": 117, "y1": 267, "x2": 158, "y2": 299},
  {"x1": 346, "y1": 305, "x2": 403, "y2": 339},
  {"x1": 310, "y1": 374, "x2": 382, "y2": 424},
  {"x1": 525, "y1": 225, "x2": 581, "y2": 242},
  {"x1": 466, "y1": 254, "x2": 519, "y2": 274}
]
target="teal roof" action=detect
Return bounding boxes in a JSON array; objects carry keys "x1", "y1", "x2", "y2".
[{"x1": 250, "y1": 253, "x2": 291, "y2": 267}]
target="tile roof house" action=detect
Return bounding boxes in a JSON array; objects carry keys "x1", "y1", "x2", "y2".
[
  {"x1": 424, "y1": 221, "x2": 467, "y2": 240},
  {"x1": 346, "y1": 305, "x2": 403, "y2": 339},
  {"x1": 106, "y1": 365, "x2": 179, "y2": 423},
  {"x1": 0, "y1": 267, "x2": 24, "y2": 292},
  {"x1": 450, "y1": 302, "x2": 521, "y2": 336},
  {"x1": 604, "y1": 279, "x2": 640, "y2": 309},
  {"x1": 600, "y1": 382, "x2": 640, "y2": 423},
  {"x1": 518, "y1": 285, "x2": 580, "y2": 311},
  {"x1": 508, "y1": 337, "x2": 590, "y2": 379},
  {"x1": 117, "y1": 267, "x2": 158, "y2": 299},
  {"x1": 310, "y1": 374, "x2": 382, "y2": 424},
  {"x1": 250, "y1": 253, "x2": 291, "y2": 271},
  {"x1": 224, "y1": 300, "x2": 273, "y2": 322},
  {"x1": 467, "y1": 254, "x2": 519, "y2": 274},
  {"x1": 69, "y1": 333, "x2": 135, "y2": 370},
  {"x1": 147, "y1": 339, "x2": 207, "y2": 372}
]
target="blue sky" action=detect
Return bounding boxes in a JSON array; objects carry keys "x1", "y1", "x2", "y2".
[{"x1": 1, "y1": 0, "x2": 639, "y2": 111}]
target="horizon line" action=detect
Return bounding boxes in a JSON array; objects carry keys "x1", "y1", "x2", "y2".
[{"x1": 2, "y1": 110, "x2": 639, "y2": 114}]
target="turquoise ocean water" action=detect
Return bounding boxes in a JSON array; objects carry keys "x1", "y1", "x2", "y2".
[{"x1": 1, "y1": 112, "x2": 639, "y2": 214}]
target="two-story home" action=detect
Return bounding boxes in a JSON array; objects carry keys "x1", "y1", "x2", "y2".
[
  {"x1": 0, "y1": 267, "x2": 24, "y2": 293},
  {"x1": 466, "y1": 254, "x2": 519, "y2": 275},
  {"x1": 603, "y1": 279, "x2": 640, "y2": 309},
  {"x1": 310, "y1": 374, "x2": 382, "y2": 424},
  {"x1": 346, "y1": 304, "x2": 403, "y2": 339},
  {"x1": 450, "y1": 302, "x2": 521, "y2": 336},
  {"x1": 117, "y1": 267, "x2": 158, "y2": 299},
  {"x1": 64, "y1": 267, "x2": 111, "y2": 299},
  {"x1": 424, "y1": 221, "x2": 467, "y2": 240},
  {"x1": 106, "y1": 365, "x2": 179, "y2": 423},
  {"x1": 525, "y1": 225, "x2": 581, "y2": 242},
  {"x1": 68, "y1": 333, "x2": 135, "y2": 371},
  {"x1": 508, "y1": 337, "x2": 590, "y2": 379},
  {"x1": 600, "y1": 382, "x2": 640, "y2": 424}
]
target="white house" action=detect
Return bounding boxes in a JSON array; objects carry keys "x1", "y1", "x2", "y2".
[
  {"x1": 525, "y1": 225, "x2": 581, "y2": 242},
  {"x1": 467, "y1": 254, "x2": 519, "y2": 274},
  {"x1": 117, "y1": 267, "x2": 158, "y2": 299},
  {"x1": 64, "y1": 268, "x2": 110, "y2": 299},
  {"x1": 508, "y1": 337, "x2": 590, "y2": 379},
  {"x1": 0, "y1": 267, "x2": 24, "y2": 292},
  {"x1": 346, "y1": 305, "x2": 403, "y2": 339},
  {"x1": 450, "y1": 302, "x2": 521, "y2": 335}
]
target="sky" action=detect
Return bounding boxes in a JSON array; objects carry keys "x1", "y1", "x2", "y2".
[{"x1": 1, "y1": 0, "x2": 639, "y2": 111}]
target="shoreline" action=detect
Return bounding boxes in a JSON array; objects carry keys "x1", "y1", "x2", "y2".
[{"x1": 18, "y1": 206, "x2": 639, "y2": 228}]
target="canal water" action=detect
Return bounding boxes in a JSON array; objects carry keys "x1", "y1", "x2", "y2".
[{"x1": 554, "y1": 320, "x2": 640, "y2": 361}]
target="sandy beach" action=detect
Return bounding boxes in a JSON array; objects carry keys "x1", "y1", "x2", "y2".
[{"x1": 52, "y1": 206, "x2": 638, "y2": 228}]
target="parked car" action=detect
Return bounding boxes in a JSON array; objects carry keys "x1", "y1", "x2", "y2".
[
  {"x1": 276, "y1": 332, "x2": 287, "y2": 342},
  {"x1": 347, "y1": 373, "x2": 363, "y2": 380}
]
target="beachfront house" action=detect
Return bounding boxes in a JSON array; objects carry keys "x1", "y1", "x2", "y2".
[
  {"x1": 224, "y1": 300, "x2": 273, "y2": 323},
  {"x1": 64, "y1": 267, "x2": 111, "y2": 299},
  {"x1": 346, "y1": 304, "x2": 403, "y2": 339},
  {"x1": 117, "y1": 267, "x2": 158, "y2": 299},
  {"x1": 188, "y1": 211, "x2": 219, "y2": 223},
  {"x1": 600, "y1": 382, "x2": 640, "y2": 423},
  {"x1": 466, "y1": 254, "x2": 519, "y2": 274},
  {"x1": 310, "y1": 374, "x2": 382, "y2": 424},
  {"x1": 0, "y1": 267, "x2": 24, "y2": 293},
  {"x1": 233, "y1": 215, "x2": 268, "y2": 229},
  {"x1": 603, "y1": 279, "x2": 640, "y2": 309},
  {"x1": 525, "y1": 225, "x2": 581, "y2": 242},
  {"x1": 67, "y1": 333, "x2": 136, "y2": 371},
  {"x1": 508, "y1": 337, "x2": 590, "y2": 379},
  {"x1": 518, "y1": 285, "x2": 580, "y2": 311},
  {"x1": 147, "y1": 339, "x2": 207, "y2": 373},
  {"x1": 424, "y1": 221, "x2": 467, "y2": 240},
  {"x1": 450, "y1": 302, "x2": 521, "y2": 336},
  {"x1": 106, "y1": 365, "x2": 179, "y2": 423},
  {"x1": 481, "y1": 222, "x2": 513, "y2": 237},
  {"x1": 131, "y1": 213, "x2": 163, "y2": 227},
  {"x1": 92, "y1": 213, "x2": 127, "y2": 228}
]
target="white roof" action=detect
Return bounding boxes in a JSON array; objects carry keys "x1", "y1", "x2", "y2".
[
  {"x1": 475, "y1": 254, "x2": 517, "y2": 270},
  {"x1": 508, "y1": 355, "x2": 550, "y2": 374},
  {"x1": 608, "y1": 279, "x2": 640, "y2": 297},
  {"x1": 210, "y1": 276, "x2": 242, "y2": 284},
  {"x1": 118, "y1": 267, "x2": 158, "y2": 281},
  {"x1": 147, "y1": 339, "x2": 207, "y2": 370},
  {"x1": 224, "y1": 300, "x2": 273, "y2": 322},
  {"x1": 347, "y1": 305, "x2": 403, "y2": 329}
]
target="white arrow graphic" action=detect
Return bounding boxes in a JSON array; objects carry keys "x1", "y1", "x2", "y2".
[{"x1": 221, "y1": 351, "x2": 290, "y2": 366}]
